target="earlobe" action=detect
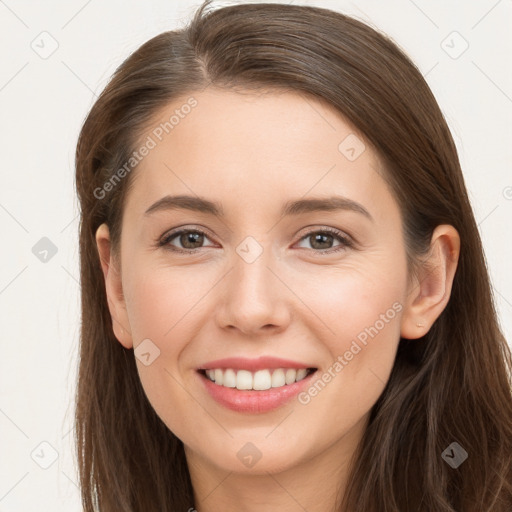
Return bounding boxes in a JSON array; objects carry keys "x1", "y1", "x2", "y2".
[
  {"x1": 95, "y1": 223, "x2": 134, "y2": 349},
  {"x1": 400, "y1": 224, "x2": 460, "y2": 340}
]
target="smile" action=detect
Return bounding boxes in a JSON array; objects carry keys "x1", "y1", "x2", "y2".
[{"x1": 200, "y1": 367, "x2": 316, "y2": 391}]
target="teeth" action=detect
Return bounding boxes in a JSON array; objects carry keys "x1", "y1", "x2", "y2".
[
  {"x1": 223, "y1": 368, "x2": 236, "y2": 388},
  {"x1": 285, "y1": 368, "x2": 296, "y2": 385},
  {"x1": 271, "y1": 369, "x2": 286, "y2": 387},
  {"x1": 203, "y1": 368, "x2": 312, "y2": 390},
  {"x1": 253, "y1": 370, "x2": 271, "y2": 390},
  {"x1": 237, "y1": 370, "x2": 253, "y2": 390}
]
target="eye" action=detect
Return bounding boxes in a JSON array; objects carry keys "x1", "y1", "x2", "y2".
[
  {"x1": 158, "y1": 226, "x2": 354, "y2": 255},
  {"x1": 295, "y1": 227, "x2": 353, "y2": 254},
  {"x1": 158, "y1": 228, "x2": 216, "y2": 253}
]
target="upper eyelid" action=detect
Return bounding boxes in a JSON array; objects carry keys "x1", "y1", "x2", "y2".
[{"x1": 161, "y1": 226, "x2": 217, "y2": 243}]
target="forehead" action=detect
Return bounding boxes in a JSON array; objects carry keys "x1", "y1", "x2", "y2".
[{"x1": 125, "y1": 87, "x2": 396, "y2": 222}]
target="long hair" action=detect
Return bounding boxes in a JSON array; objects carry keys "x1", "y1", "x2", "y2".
[{"x1": 74, "y1": 1, "x2": 512, "y2": 510}]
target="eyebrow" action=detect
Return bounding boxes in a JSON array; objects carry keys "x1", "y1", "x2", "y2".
[{"x1": 144, "y1": 194, "x2": 373, "y2": 221}]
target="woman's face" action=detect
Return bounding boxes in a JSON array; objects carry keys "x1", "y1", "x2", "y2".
[{"x1": 100, "y1": 87, "x2": 418, "y2": 475}]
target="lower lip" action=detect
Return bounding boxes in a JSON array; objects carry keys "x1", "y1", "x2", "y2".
[{"x1": 198, "y1": 370, "x2": 317, "y2": 413}]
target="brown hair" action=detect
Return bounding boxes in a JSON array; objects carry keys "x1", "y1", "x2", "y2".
[{"x1": 74, "y1": 1, "x2": 512, "y2": 510}]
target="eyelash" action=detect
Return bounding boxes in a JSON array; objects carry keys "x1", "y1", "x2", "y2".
[{"x1": 157, "y1": 226, "x2": 354, "y2": 255}]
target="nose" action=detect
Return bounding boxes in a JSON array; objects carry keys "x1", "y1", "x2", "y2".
[{"x1": 215, "y1": 245, "x2": 292, "y2": 337}]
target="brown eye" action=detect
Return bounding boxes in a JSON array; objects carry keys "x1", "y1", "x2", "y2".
[
  {"x1": 296, "y1": 228, "x2": 353, "y2": 253},
  {"x1": 308, "y1": 232, "x2": 335, "y2": 250},
  {"x1": 178, "y1": 231, "x2": 205, "y2": 249},
  {"x1": 160, "y1": 228, "x2": 215, "y2": 253}
]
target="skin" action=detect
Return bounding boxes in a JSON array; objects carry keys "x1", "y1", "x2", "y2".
[{"x1": 96, "y1": 88, "x2": 460, "y2": 512}]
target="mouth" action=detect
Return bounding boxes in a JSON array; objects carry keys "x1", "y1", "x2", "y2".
[
  {"x1": 197, "y1": 367, "x2": 317, "y2": 391},
  {"x1": 196, "y1": 365, "x2": 319, "y2": 413},
  {"x1": 196, "y1": 356, "x2": 319, "y2": 413}
]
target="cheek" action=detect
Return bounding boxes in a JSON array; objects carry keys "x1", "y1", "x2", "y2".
[
  {"x1": 295, "y1": 256, "x2": 405, "y2": 347},
  {"x1": 121, "y1": 262, "x2": 219, "y2": 421},
  {"x1": 123, "y1": 261, "x2": 214, "y2": 347},
  {"x1": 122, "y1": 267, "x2": 209, "y2": 438},
  {"x1": 293, "y1": 259, "x2": 405, "y2": 412}
]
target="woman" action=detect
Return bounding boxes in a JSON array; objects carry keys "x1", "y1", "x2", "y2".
[{"x1": 74, "y1": 1, "x2": 512, "y2": 510}]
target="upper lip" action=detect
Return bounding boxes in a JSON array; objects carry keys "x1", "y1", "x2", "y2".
[{"x1": 197, "y1": 356, "x2": 316, "y2": 372}]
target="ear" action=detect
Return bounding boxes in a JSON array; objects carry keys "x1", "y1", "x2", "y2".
[
  {"x1": 400, "y1": 224, "x2": 460, "y2": 339},
  {"x1": 95, "y1": 223, "x2": 133, "y2": 349}
]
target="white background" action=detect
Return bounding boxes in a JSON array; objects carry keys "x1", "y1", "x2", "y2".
[{"x1": 0, "y1": 0, "x2": 511, "y2": 509}]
